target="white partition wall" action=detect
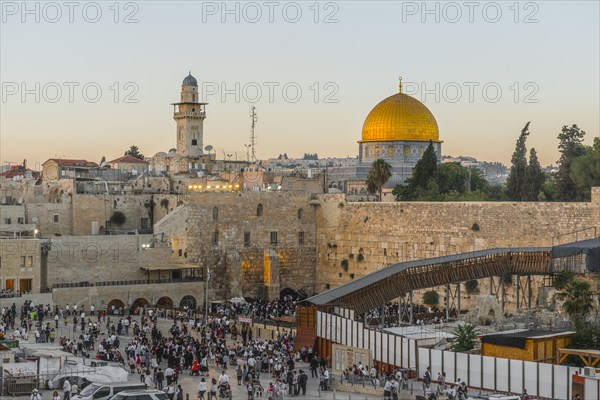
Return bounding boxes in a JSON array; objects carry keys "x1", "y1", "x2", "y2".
[
  {"x1": 315, "y1": 310, "x2": 576, "y2": 398},
  {"x1": 469, "y1": 354, "x2": 482, "y2": 388}
]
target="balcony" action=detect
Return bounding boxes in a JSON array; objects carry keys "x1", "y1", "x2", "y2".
[{"x1": 174, "y1": 111, "x2": 205, "y2": 119}]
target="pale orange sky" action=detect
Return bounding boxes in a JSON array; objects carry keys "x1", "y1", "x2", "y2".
[{"x1": 1, "y1": 2, "x2": 598, "y2": 170}]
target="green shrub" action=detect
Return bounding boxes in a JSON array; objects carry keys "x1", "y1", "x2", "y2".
[{"x1": 423, "y1": 290, "x2": 440, "y2": 306}]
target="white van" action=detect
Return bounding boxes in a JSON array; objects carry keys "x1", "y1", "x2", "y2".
[
  {"x1": 74, "y1": 382, "x2": 147, "y2": 400},
  {"x1": 109, "y1": 389, "x2": 169, "y2": 400}
]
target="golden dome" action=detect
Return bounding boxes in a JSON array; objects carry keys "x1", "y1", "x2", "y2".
[{"x1": 361, "y1": 89, "x2": 440, "y2": 143}]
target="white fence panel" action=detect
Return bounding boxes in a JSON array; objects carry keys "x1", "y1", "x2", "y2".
[
  {"x1": 456, "y1": 353, "x2": 469, "y2": 386},
  {"x1": 523, "y1": 361, "x2": 538, "y2": 397},
  {"x1": 585, "y1": 377, "x2": 599, "y2": 400},
  {"x1": 482, "y1": 356, "x2": 496, "y2": 390},
  {"x1": 539, "y1": 363, "x2": 553, "y2": 399},
  {"x1": 469, "y1": 354, "x2": 482, "y2": 388},
  {"x1": 509, "y1": 359, "x2": 523, "y2": 394},
  {"x1": 418, "y1": 347, "x2": 429, "y2": 377},
  {"x1": 431, "y1": 349, "x2": 443, "y2": 377},
  {"x1": 401, "y1": 338, "x2": 410, "y2": 367},
  {"x1": 496, "y1": 358, "x2": 509, "y2": 392},
  {"x1": 553, "y1": 364, "x2": 569, "y2": 400},
  {"x1": 357, "y1": 322, "x2": 363, "y2": 348},
  {"x1": 376, "y1": 331, "x2": 383, "y2": 363},
  {"x1": 395, "y1": 336, "x2": 403, "y2": 367},
  {"x1": 381, "y1": 332, "x2": 389, "y2": 365},
  {"x1": 409, "y1": 339, "x2": 416, "y2": 368},
  {"x1": 443, "y1": 351, "x2": 456, "y2": 383}
]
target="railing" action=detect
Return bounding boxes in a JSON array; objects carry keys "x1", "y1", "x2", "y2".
[{"x1": 53, "y1": 277, "x2": 203, "y2": 289}]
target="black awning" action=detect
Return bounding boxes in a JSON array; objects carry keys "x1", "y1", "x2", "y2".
[{"x1": 552, "y1": 238, "x2": 600, "y2": 272}]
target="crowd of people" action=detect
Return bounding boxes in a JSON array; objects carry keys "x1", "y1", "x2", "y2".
[{"x1": 364, "y1": 302, "x2": 459, "y2": 328}]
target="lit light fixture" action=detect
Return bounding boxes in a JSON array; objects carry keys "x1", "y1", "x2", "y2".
[
  {"x1": 141, "y1": 243, "x2": 151, "y2": 249},
  {"x1": 199, "y1": 185, "x2": 203, "y2": 189},
  {"x1": 228, "y1": 185, "x2": 233, "y2": 189},
  {"x1": 188, "y1": 185, "x2": 193, "y2": 189},
  {"x1": 277, "y1": 185, "x2": 282, "y2": 190},
  {"x1": 207, "y1": 185, "x2": 211, "y2": 189},
  {"x1": 216, "y1": 185, "x2": 220, "y2": 189},
  {"x1": 193, "y1": 185, "x2": 198, "y2": 189},
  {"x1": 235, "y1": 184, "x2": 240, "y2": 188}
]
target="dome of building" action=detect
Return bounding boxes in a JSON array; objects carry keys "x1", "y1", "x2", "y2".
[
  {"x1": 361, "y1": 89, "x2": 439, "y2": 143},
  {"x1": 182, "y1": 72, "x2": 197, "y2": 86}
]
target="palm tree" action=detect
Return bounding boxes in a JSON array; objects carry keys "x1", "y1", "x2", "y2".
[
  {"x1": 563, "y1": 279, "x2": 594, "y2": 319},
  {"x1": 452, "y1": 324, "x2": 479, "y2": 352},
  {"x1": 366, "y1": 159, "x2": 392, "y2": 201}
]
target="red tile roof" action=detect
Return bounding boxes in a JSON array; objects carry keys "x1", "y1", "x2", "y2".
[
  {"x1": 43, "y1": 159, "x2": 99, "y2": 167},
  {"x1": 108, "y1": 155, "x2": 148, "y2": 164}
]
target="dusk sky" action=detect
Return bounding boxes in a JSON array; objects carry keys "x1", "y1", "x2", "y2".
[{"x1": 1, "y1": 1, "x2": 599, "y2": 169}]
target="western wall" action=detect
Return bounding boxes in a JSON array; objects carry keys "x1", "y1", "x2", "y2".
[{"x1": 312, "y1": 188, "x2": 600, "y2": 312}]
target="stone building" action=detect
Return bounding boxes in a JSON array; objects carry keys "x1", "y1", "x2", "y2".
[{"x1": 0, "y1": 236, "x2": 41, "y2": 294}]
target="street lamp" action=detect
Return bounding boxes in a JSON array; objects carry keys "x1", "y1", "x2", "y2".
[{"x1": 205, "y1": 267, "x2": 211, "y2": 326}]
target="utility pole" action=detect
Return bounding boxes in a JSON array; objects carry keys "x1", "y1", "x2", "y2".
[
  {"x1": 250, "y1": 106, "x2": 258, "y2": 161},
  {"x1": 205, "y1": 267, "x2": 210, "y2": 326}
]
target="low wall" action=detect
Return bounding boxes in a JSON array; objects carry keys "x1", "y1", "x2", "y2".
[
  {"x1": 0, "y1": 293, "x2": 53, "y2": 309},
  {"x1": 52, "y1": 282, "x2": 204, "y2": 310}
]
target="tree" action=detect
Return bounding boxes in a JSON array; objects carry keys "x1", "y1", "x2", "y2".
[
  {"x1": 506, "y1": 122, "x2": 530, "y2": 200},
  {"x1": 524, "y1": 148, "x2": 544, "y2": 200},
  {"x1": 452, "y1": 324, "x2": 479, "y2": 352},
  {"x1": 570, "y1": 137, "x2": 600, "y2": 200},
  {"x1": 411, "y1": 141, "x2": 438, "y2": 190},
  {"x1": 423, "y1": 290, "x2": 440, "y2": 307},
  {"x1": 124, "y1": 145, "x2": 145, "y2": 160},
  {"x1": 110, "y1": 211, "x2": 126, "y2": 228},
  {"x1": 366, "y1": 159, "x2": 392, "y2": 201},
  {"x1": 553, "y1": 270, "x2": 575, "y2": 290},
  {"x1": 555, "y1": 124, "x2": 586, "y2": 200},
  {"x1": 562, "y1": 279, "x2": 594, "y2": 319}
]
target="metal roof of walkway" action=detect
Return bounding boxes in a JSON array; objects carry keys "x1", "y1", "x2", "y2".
[{"x1": 306, "y1": 246, "x2": 555, "y2": 315}]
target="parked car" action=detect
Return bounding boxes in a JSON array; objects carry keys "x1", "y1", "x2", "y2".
[{"x1": 109, "y1": 389, "x2": 170, "y2": 400}]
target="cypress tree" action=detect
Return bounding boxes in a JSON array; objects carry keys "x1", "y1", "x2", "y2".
[
  {"x1": 506, "y1": 122, "x2": 530, "y2": 200},
  {"x1": 411, "y1": 141, "x2": 438, "y2": 189},
  {"x1": 525, "y1": 148, "x2": 544, "y2": 200},
  {"x1": 556, "y1": 124, "x2": 586, "y2": 200}
]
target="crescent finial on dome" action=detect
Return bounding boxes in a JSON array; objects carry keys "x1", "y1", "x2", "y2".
[{"x1": 399, "y1": 76, "x2": 403, "y2": 93}]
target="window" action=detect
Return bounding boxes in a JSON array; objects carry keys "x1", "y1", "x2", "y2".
[
  {"x1": 192, "y1": 139, "x2": 198, "y2": 146},
  {"x1": 27, "y1": 256, "x2": 33, "y2": 268},
  {"x1": 298, "y1": 231, "x2": 305, "y2": 245},
  {"x1": 5, "y1": 279, "x2": 15, "y2": 290},
  {"x1": 53, "y1": 214, "x2": 59, "y2": 223},
  {"x1": 105, "y1": 220, "x2": 112, "y2": 230},
  {"x1": 298, "y1": 208, "x2": 303, "y2": 220},
  {"x1": 244, "y1": 232, "x2": 251, "y2": 247},
  {"x1": 20, "y1": 256, "x2": 25, "y2": 268},
  {"x1": 270, "y1": 231, "x2": 278, "y2": 245},
  {"x1": 17, "y1": 217, "x2": 24, "y2": 224},
  {"x1": 212, "y1": 230, "x2": 219, "y2": 245},
  {"x1": 178, "y1": 249, "x2": 183, "y2": 257},
  {"x1": 212, "y1": 207, "x2": 218, "y2": 221},
  {"x1": 141, "y1": 218, "x2": 150, "y2": 230},
  {"x1": 4, "y1": 218, "x2": 11, "y2": 224},
  {"x1": 256, "y1": 203, "x2": 263, "y2": 217}
]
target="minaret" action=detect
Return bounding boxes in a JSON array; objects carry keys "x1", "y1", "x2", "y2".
[{"x1": 171, "y1": 72, "x2": 207, "y2": 156}]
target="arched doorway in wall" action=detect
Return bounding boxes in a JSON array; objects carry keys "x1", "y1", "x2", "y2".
[
  {"x1": 106, "y1": 299, "x2": 125, "y2": 315},
  {"x1": 131, "y1": 298, "x2": 149, "y2": 314},
  {"x1": 156, "y1": 296, "x2": 174, "y2": 309},
  {"x1": 180, "y1": 295, "x2": 197, "y2": 311}
]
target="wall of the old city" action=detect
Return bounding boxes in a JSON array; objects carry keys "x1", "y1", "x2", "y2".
[
  {"x1": 45, "y1": 234, "x2": 170, "y2": 286},
  {"x1": 313, "y1": 193, "x2": 600, "y2": 310},
  {"x1": 0, "y1": 238, "x2": 41, "y2": 292},
  {"x1": 168, "y1": 191, "x2": 318, "y2": 300}
]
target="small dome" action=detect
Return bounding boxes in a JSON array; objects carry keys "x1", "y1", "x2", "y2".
[
  {"x1": 169, "y1": 148, "x2": 177, "y2": 153},
  {"x1": 182, "y1": 72, "x2": 197, "y2": 86}
]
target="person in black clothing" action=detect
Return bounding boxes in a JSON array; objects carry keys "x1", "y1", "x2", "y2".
[
  {"x1": 310, "y1": 356, "x2": 319, "y2": 378},
  {"x1": 298, "y1": 370, "x2": 308, "y2": 395},
  {"x1": 157, "y1": 368, "x2": 165, "y2": 390}
]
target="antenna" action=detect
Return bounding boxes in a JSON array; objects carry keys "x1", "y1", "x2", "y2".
[{"x1": 249, "y1": 105, "x2": 258, "y2": 161}]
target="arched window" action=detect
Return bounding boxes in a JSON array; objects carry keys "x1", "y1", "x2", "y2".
[
  {"x1": 297, "y1": 208, "x2": 303, "y2": 220},
  {"x1": 257, "y1": 203, "x2": 263, "y2": 217},
  {"x1": 212, "y1": 207, "x2": 218, "y2": 221}
]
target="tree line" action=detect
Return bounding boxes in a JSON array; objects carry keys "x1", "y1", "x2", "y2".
[{"x1": 366, "y1": 123, "x2": 599, "y2": 202}]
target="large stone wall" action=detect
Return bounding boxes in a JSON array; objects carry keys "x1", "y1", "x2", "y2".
[
  {"x1": 312, "y1": 194, "x2": 600, "y2": 311},
  {"x1": 46, "y1": 234, "x2": 170, "y2": 286},
  {"x1": 158, "y1": 191, "x2": 318, "y2": 300}
]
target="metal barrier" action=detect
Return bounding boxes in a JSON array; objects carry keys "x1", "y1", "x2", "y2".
[{"x1": 7, "y1": 378, "x2": 39, "y2": 395}]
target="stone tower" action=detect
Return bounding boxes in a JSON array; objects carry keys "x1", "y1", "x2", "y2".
[{"x1": 172, "y1": 72, "x2": 207, "y2": 156}]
